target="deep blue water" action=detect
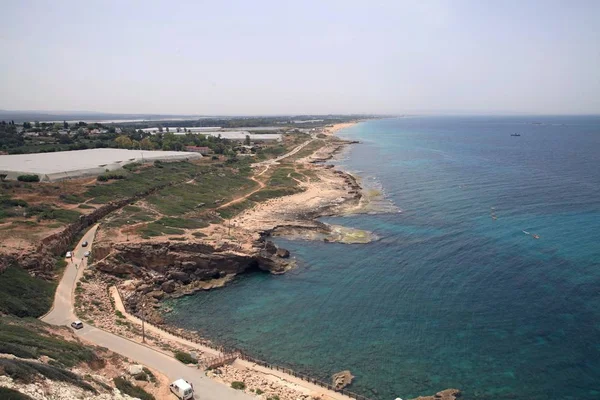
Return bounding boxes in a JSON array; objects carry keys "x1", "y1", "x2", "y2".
[{"x1": 166, "y1": 117, "x2": 600, "y2": 400}]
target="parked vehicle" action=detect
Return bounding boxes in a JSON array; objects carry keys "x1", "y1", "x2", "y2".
[
  {"x1": 84, "y1": 251, "x2": 90, "y2": 257},
  {"x1": 82, "y1": 241, "x2": 88, "y2": 247},
  {"x1": 71, "y1": 320, "x2": 83, "y2": 330},
  {"x1": 66, "y1": 251, "x2": 72, "y2": 258},
  {"x1": 169, "y1": 379, "x2": 194, "y2": 400}
]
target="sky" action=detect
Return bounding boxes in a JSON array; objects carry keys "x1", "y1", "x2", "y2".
[{"x1": 1, "y1": 0, "x2": 599, "y2": 115}]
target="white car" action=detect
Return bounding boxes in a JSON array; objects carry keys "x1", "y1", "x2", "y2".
[
  {"x1": 84, "y1": 251, "x2": 91, "y2": 257},
  {"x1": 169, "y1": 379, "x2": 194, "y2": 400},
  {"x1": 66, "y1": 251, "x2": 72, "y2": 258},
  {"x1": 71, "y1": 320, "x2": 83, "y2": 330}
]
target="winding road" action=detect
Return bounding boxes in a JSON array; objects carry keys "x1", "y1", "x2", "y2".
[{"x1": 41, "y1": 224, "x2": 252, "y2": 400}]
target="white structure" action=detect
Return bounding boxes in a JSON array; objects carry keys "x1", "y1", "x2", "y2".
[{"x1": 0, "y1": 148, "x2": 202, "y2": 181}]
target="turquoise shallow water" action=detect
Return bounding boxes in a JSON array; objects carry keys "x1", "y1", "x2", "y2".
[{"x1": 166, "y1": 117, "x2": 600, "y2": 400}]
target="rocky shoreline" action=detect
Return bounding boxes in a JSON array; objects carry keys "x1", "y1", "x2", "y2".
[{"x1": 92, "y1": 238, "x2": 293, "y2": 324}]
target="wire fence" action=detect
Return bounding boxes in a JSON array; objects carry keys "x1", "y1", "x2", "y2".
[{"x1": 114, "y1": 287, "x2": 372, "y2": 400}]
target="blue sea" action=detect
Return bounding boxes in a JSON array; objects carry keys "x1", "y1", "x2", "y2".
[{"x1": 166, "y1": 117, "x2": 600, "y2": 399}]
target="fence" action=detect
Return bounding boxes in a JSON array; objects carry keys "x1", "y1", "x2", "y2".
[{"x1": 114, "y1": 287, "x2": 372, "y2": 400}]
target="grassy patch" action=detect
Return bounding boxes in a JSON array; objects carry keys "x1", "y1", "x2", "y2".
[
  {"x1": 26, "y1": 204, "x2": 81, "y2": 224},
  {"x1": 59, "y1": 193, "x2": 85, "y2": 204},
  {"x1": 113, "y1": 377, "x2": 155, "y2": 400},
  {"x1": 0, "y1": 359, "x2": 97, "y2": 393},
  {"x1": 231, "y1": 381, "x2": 246, "y2": 390},
  {"x1": 85, "y1": 161, "x2": 200, "y2": 204},
  {"x1": 146, "y1": 167, "x2": 257, "y2": 216},
  {"x1": 174, "y1": 351, "x2": 197, "y2": 365},
  {"x1": 77, "y1": 203, "x2": 95, "y2": 209},
  {"x1": 0, "y1": 317, "x2": 100, "y2": 368},
  {"x1": 218, "y1": 200, "x2": 255, "y2": 219},
  {"x1": 0, "y1": 265, "x2": 56, "y2": 317},
  {"x1": 248, "y1": 187, "x2": 302, "y2": 202},
  {"x1": 267, "y1": 166, "x2": 299, "y2": 188},
  {"x1": 138, "y1": 222, "x2": 185, "y2": 238},
  {"x1": 0, "y1": 387, "x2": 34, "y2": 400}
]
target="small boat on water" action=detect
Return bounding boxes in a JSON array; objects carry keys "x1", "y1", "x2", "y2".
[{"x1": 511, "y1": 133, "x2": 521, "y2": 137}]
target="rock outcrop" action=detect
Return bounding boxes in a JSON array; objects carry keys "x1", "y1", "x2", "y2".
[
  {"x1": 332, "y1": 370, "x2": 354, "y2": 390},
  {"x1": 92, "y1": 239, "x2": 293, "y2": 322},
  {"x1": 412, "y1": 388, "x2": 461, "y2": 400}
]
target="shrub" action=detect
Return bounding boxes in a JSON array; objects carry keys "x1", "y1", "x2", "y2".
[
  {"x1": 97, "y1": 173, "x2": 126, "y2": 182},
  {"x1": 17, "y1": 175, "x2": 40, "y2": 182},
  {"x1": 0, "y1": 359, "x2": 96, "y2": 392},
  {"x1": 255, "y1": 388, "x2": 264, "y2": 394},
  {"x1": 231, "y1": 381, "x2": 246, "y2": 390},
  {"x1": 0, "y1": 264, "x2": 55, "y2": 317},
  {"x1": 0, "y1": 387, "x2": 35, "y2": 400},
  {"x1": 174, "y1": 351, "x2": 197, "y2": 365},
  {"x1": 267, "y1": 396, "x2": 280, "y2": 400},
  {"x1": 142, "y1": 367, "x2": 156, "y2": 383},
  {"x1": 113, "y1": 377, "x2": 155, "y2": 400},
  {"x1": 115, "y1": 310, "x2": 125, "y2": 319},
  {"x1": 133, "y1": 371, "x2": 148, "y2": 381}
]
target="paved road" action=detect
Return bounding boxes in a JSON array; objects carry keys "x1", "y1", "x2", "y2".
[{"x1": 42, "y1": 225, "x2": 252, "y2": 400}]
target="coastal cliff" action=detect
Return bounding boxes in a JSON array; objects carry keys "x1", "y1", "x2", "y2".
[{"x1": 92, "y1": 240, "x2": 292, "y2": 323}]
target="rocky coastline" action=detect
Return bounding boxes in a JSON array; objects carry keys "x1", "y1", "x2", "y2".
[{"x1": 92, "y1": 238, "x2": 293, "y2": 324}]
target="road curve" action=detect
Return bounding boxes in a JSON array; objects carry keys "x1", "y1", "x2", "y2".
[{"x1": 41, "y1": 224, "x2": 252, "y2": 400}]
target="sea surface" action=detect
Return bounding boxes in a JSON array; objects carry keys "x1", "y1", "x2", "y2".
[{"x1": 166, "y1": 117, "x2": 600, "y2": 400}]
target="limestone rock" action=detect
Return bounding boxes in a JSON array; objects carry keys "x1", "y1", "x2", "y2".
[
  {"x1": 169, "y1": 271, "x2": 191, "y2": 284},
  {"x1": 412, "y1": 388, "x2": 462, "y2": 400},
  {"x1": 332, "y1": 370, "x2": 354, "y2": 390},
  {"x1": 149, "y1": 290, "x2": 165, "y2": 299},
  {"x1": 128, "y1": 364, "x2": 143, "y2": 375},
  {"x1": 161, "y1": 280, "x2": 177, "y2": 293},
  {"x1": 275, "y1": 248, "x2": 290, "y2": 258}
]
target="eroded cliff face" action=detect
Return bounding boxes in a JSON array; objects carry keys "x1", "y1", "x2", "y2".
[
  {"x1": 93, "y1": 240, "x2": 291, "y2": 278},
  {"x1": 92, "y1": 239, "x2": 292, "y2": 323}
]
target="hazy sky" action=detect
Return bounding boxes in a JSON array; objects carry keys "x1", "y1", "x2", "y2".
[{"x1": 1, "y1": 0, "x2": 599, "y2": 115}]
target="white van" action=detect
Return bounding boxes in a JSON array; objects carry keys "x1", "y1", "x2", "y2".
[{"x1": 169, "y1": 379, "x2": 194, "y2": 400}]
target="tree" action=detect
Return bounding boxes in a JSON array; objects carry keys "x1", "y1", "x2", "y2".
[
  {"x1": 245, "y1": 135, "x2": 251, "y2": 146},
  {"x1": 0, "y1": 174, "x2": 7, "y2": 182},
  {"x1": 166, "y1": 127, "x2": 170, "y2": 133},
  {"x1": 158, "y1": 126, "x2": 163, "y2": 133},
  {"x1": 23, "y1": 122, "x2": 32, "y2": 129},
  {"x1": 63, "y1": 120, "x2": 69, "y2": 129},
  {"x1": 34, "y1": 121, "x2": 40, "y2": 128},
  {"x1": 115, "y1": 135, "x2": 133, "y2": 149},
  {"x1": 140, "y1": 137, "x2": 155, "y2": 150}
]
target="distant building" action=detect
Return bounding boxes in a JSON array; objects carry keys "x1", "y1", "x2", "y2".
[{"x1": 185, "y1": 146, "x2": 210, "y2": 155}]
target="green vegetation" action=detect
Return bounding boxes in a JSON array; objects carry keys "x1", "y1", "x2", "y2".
[
  {"x1": 267, "y1": 396, "x2": 281, "y2": 400},
  {"x1": 0, "y1": 387, "x2": 34, "y2": 400},
  {"x1": 255, "y1": 388, "x2": 264, "y2": 395},
  {"x1": 115, "y1": 310, "x2": 125, "y2": 319},
  {"x1": 104, "y1": 207, "x2": 156, "y2": 228},
  {"x1": 97, "y1": 173, "x2": 126, "y2": 182},
  {"x1": 59, "y1": 193, "x2": 85, "y2": 204},
  {"x1": 113, "y1": 377, "x2": 155, "y2": 400},
  {"x1": 267, "y1": 166, "x2": 300, "y2": 188},
  {"x1": 132, "y1": 367, "x2": 156, "y2": 383},
  {"x1": 0, "y1": 359, "x2": 97, "y2": 392},
  {"x1": 1, "y1": 195, "x2": 81, "y2": 223},
  {"x1": 174, "y1": 351, "x2": 197, "y2": 365},
  {"x1": 85, "y1": 161, "x2": 201, "y2": 204},
  {"x1": 77, "y1": 203, "x2": 95, "y2": 209},
  {"x1": 0, "y1": 265, "x2": 56, "y2": 317},
  {"x1": 138, "y1": 223, "x2": 185, "y2": 238},
  {"x1": 218, "y1": 200, "x2": 255, "y2": 219},
  {"x1": 231, "y1": 381, "x2": 246, "y2": 390},
  {"x1": 17, "y1": 174, "x2": 40, "y2": 182},
  {"x1": 0, "y1": 317, "x2": 101, "y2": 367},
  {"x1": 27, "y1": 204, "x2": 81, "y2": 223},
  {"x1": 146, "y1": 166, "x2": 256, "y2": 216}
]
